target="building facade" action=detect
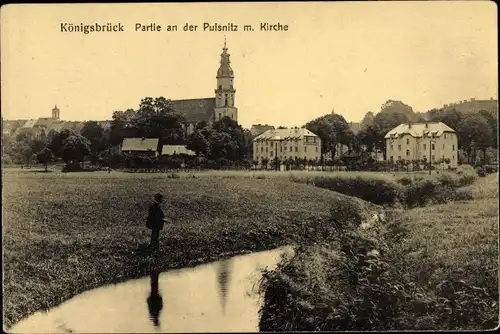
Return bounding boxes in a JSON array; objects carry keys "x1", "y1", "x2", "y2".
[
  {"x1": 385, "y1": 122, "x2": 459, "y2": 167},
  {"x1": 253, "y1": 127, "x2": 321, "y2": 165}
]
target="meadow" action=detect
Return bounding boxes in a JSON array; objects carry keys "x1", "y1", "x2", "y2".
[
  {"x1": 2, "y1": 168, "x2": 377, "y2": 329},
  {"x1": 258, "y1": 172, "x2": 499, "y2": 331},
  {"x1": 3, "y1": 166, "x2": 497, "y2": 330}
]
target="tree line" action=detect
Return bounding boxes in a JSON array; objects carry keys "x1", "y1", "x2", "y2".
[{"x1": 3, "y1": 97, "x2": 497, "y2": 171}]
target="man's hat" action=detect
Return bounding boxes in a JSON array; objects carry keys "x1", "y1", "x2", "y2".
[{"x1": 154, "y1": 193, "x2": 163, "y2": 201}]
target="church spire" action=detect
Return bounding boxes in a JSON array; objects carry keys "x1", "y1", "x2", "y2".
[{"x1": 217, "y1": 38, "x2": 234, "y2": 78}]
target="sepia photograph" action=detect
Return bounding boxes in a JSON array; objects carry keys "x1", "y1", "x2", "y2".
[{"x1": 1, "y1": 1, "x2": 498, "y2": 332}]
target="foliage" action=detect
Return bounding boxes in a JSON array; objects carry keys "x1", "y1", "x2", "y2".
[
  {"x1": 476, "y1": 167, "x2": 486, "y2": 177},
  {"x1": 312, "y1": 176, "x2": 403, "y2": 205}
]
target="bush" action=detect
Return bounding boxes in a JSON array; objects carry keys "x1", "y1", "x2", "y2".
[
  {"x1": 436, "y1": 173, "x2": 459, "y2": 189},
  {"x1": 457, "y1": 173, "x2": 476, "y2": 187},
  {"x1": 403, "y1": 180, "x2": 447, "y2": 208},
  {"x1": 484, "y1": 165, "x2": 498, "y2": 174},
  {"x1": 476, "y1": 167, "x2": 486, "y2": 177},
  {"x1": 313, "y1": 176, "x2": 403, "y2": 206},
  {"x1": 397, "y1": 176, "x2": 413, "y2": 186}
]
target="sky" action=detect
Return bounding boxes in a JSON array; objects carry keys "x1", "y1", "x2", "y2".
[{"x1": 1, "y1": 2, "x2": 497, "y2": 129}]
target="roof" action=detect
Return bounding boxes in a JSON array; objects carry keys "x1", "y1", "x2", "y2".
[
  {"x1": 349, "y1": 122, "x2": 361, "y2": 134},
  {"x1": 250, "y1": 124, "x2": 275, "y2": 136},
  {"x1": 35, "y1": 117, "x2": 55, "y2": 127},
  {"x1": 170, "y1": 98, "x2": 215, "y2": 124},
  {"x1": 384, "y1": 122, "x2": 456, "y2": 139},
  {"x1": 161, "y1": 145, "x2": 196, "y2": 156},
  {"x1": 20, "y1": 119, "x2": 38, "y2": 128},
  {"x1": 121, "y1": 138, "x2": 159, "y2": 151},
  {"x1": 254, "y1": 128, "x2": 320, "y2": 141}
]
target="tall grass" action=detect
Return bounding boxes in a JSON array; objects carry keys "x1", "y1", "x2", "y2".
[{"x1": 258, "y1": 174, "x2": 499, "y2": 331}]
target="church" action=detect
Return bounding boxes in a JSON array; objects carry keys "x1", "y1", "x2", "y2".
[
  {"x1": 171, "y1": 39, "x2": 238, "y2": 135},
  {"x1": 2, "y1": 40, "x2": 238, "y2": 139}
]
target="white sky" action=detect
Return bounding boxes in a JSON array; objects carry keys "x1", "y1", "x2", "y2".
[{"x1": 1, "y1": 2, "x2": 497, "y2": 128}]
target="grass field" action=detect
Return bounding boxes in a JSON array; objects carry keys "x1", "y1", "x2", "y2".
[
  {"x1": 258, "y1": 173, "x2": 499, "y2": 330},
  {"x1": 2, "y1": 169, "x2": 377, "y2": 329}
]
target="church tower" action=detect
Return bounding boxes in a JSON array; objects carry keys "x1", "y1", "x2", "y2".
[
  {"x1": 214, "y1": 38, "x2": 238, "y2": 123},
  {"x1": 52, "y1": 105, "x2": 60, "y2": 120}
]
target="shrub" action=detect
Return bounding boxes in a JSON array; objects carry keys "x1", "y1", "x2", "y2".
[
  {"x1": 456, "y1": 173, "x2": 476, "y2": 187},
  {"x1": 403, "y1": 180, "x2": 447, "y2": 208},
  {"x1": 313, "y1": 176, "x2": 403, "y2": 206},
  {"x1": 397, "y1": 176, "x2": 413, "y2": 186},
  {"x1": 484, "y1": 165, "x2": 498, "y2": 174},
  {"x1": 476, "y1": 167, "x2": 486, "y2": 177},
  {"x1": 436, "y1": 173, "x2": 459, "y2": 189},
  {"x1": 167, "y1": 172, "x2": 180, "y2": 179}
]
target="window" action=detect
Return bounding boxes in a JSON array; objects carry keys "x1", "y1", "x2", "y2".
[
  {"x1": 218, "y1": 114, "x2": 221, "y2": 120},
  {"x1": 398, "y1": 156, "x2": 401, "y2": 161},
  {"x1": 304, "y1": 147, "x2": 307, "y2": 152},
  {"x1": 280, "y1": 146, "x2": 282, "y2": 152},
  {"x1": 270, "y1": 151, "x2": 273, "y2": 156},
  {"x1": 432, "y1": 144, "x2": 435, "y2": 150},
  {"x1": 444, "y1": 134, "x2": 447, "y2": 139},
  {"x1": 390, "y1": 156, "x2": 394, "y2": 161},
  {"x1": 423, "y1": 144, "x2": 427, "y2": 150},
  {"x1": 453, "y1": 155, "x2": 455, "y2": 161},
  {"x1": 442, "y1": 144, "x2": 445, "y2": 149},
  {"x1": 452, "y1": 145, "x2": 455, "y2": 151},
  {"x1": 390, "y1": 144, "x2": 394, "y2": 150},
  {"x1": 398, "y1": 145, "x2": 401, "y2": 151},
  {"x1": 432, "y1": 155, "x2": 435, "y2": 162},
  {"x1": 295, "y1": 147, "x2": 298, "y2": 152},
  {"x1": 406, "y1": 149, "x2": 410, "y2": 156},
  {"x1": 406, "y1": 138, "x2": 410, "y2": 145},
  {"x1": 261, "y1": 147, "x2": 263, "y2": 152},
  {"x1": 289, "y1": 147, "x2": 292, "y2": 152},
  {"x1": 266, "y1": 147, "x2": 268, "y2": 153},
  {"x1": 316, "y1": 147, "x2": 318, "y2": 152}
]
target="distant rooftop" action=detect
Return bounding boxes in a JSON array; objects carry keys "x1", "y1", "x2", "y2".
[{"x1": 254, "y1": 127, "x2": 319, "y2": 141}]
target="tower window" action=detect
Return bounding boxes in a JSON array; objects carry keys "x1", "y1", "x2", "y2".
[
  {"x1": 219, "y1": 85, "x2": 222, "y2": 90},
  {"x1": 406, "y1": 138, "x2": 409, "y2": 145}
]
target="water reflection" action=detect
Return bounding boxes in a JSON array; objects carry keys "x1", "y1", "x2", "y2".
[
  {"x1": 215, "y1": 258, "x2": 233, "y2": 315},
  {"x1": 8, "y1": 246, "x2": 293, "y2": 333},
  {"x1": 147, "y1": 269, "x2": 163, "y2": 328}
]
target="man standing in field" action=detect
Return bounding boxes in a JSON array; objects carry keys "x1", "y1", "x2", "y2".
[{"x1": 147, "y1": 193, "x2": 166, "y2": 251}]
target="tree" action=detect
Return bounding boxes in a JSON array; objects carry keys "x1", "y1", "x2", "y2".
[
  {"x1": 81, "y1": 121, "x2": 105, "y2": 164},
  {"x1": 211, "y1": 116, "x2": 249, "y2": 160},
  {"x1": 36, "y1": 148, "x2": 53, "y2": 172},
  {"x1": 457, "y1": 114, "x2": 493, "y2": 165},
  {"x1": 305, "y1": 117, "x2": 335, "y2": 164},
  {"x1": 133, "y1": 97, "x2": 186, "y2": 142},
  {"x1": 186, "y1": 130, "x2": 211, "y2": 157},
  {"x1": 370, "y1": 100, "x2": 415, "y2": 159},
  {"x1": 48, "y1": 129, "x2": 77, "y2": 159},
  {"x1": 109, "y1": 109, "x2": 137, "y2": 146},
  {"x1": 61, "y1": 135, "x2": 91, "y2": 168},
  {"x1": 261, "y1": 157, "x2": 269, "y2": 169},
  {"x1": 207, "y1": 131, "x2": 237, "y2": 160},
  {"x1": 478, "y1": 109, "x2": 498, "y2": 149},
  {"x1": 427, "y1": 108, "x2": 463, "y2": 137}
]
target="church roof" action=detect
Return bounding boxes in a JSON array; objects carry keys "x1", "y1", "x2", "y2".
[
  {"x1": 170, "y1": 98, "x2": 215, "y2": 124},
  {"x1": 384, "y1": 122, "x2": 456, "y2": 139}
]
